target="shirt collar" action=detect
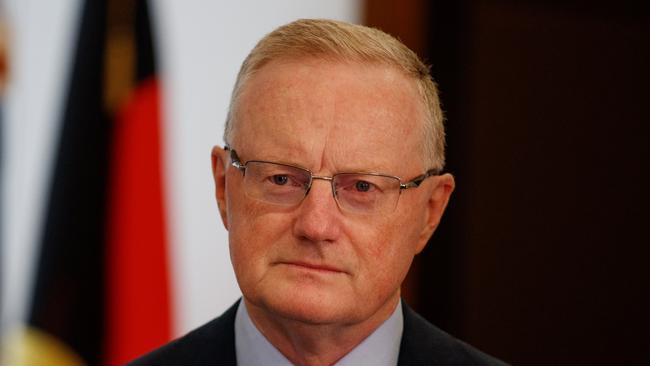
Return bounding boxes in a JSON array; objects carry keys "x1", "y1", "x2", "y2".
[{"x1": 235, "y1": 300, "x2": 403, "y2": 366}]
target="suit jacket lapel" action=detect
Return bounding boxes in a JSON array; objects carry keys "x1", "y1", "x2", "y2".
[{"x1": 398, "y1": 302, "x2": 462, "y2": 366}]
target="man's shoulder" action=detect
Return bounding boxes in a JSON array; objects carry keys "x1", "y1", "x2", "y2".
[
  {"x1": 399, "y1": 303, "x2": 508, "y2": 366},
  {"x1": 125, "y1": 301, "x2": 239, "y2": 366}
]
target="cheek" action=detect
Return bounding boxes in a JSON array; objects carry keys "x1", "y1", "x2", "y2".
[
  {"x1": 351, "y1": 215, "x2": 421, "y2": 291},
  {"x1": 226, "y1": 195, "x2": 293, "y2": 274},
  {"x1": 350, "y1": 223, "x2": 409, "y2": 283}
]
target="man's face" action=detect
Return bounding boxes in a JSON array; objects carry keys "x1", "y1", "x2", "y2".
[{"x1": 213, "y1": 58, "x2": 453, "y2": 326}]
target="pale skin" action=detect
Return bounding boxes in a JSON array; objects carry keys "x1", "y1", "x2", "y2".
[{"x1": 212, "y1": 58, "x2": 455, "y2": 366}]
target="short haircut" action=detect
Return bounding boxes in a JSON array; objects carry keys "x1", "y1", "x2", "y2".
[{"x1": 224, "y1": 19, "x2": 446, "y2": 170}]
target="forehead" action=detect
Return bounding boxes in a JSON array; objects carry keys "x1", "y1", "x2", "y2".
[{"x1": 232, "y1": 58, "x2": 426, "y2": 173}]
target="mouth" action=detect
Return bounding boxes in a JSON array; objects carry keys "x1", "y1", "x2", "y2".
[{"x1": 278, "y1": 261, "x2": 346, "y2": 274}]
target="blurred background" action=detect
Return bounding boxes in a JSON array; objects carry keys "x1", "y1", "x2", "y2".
[{"x1": 1, "y1": 0, "x2": 648, "y2": 365}]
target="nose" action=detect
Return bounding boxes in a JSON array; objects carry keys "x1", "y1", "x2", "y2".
[{"x1": 292, "y1": 178, "x2": 342, "y2": 243}]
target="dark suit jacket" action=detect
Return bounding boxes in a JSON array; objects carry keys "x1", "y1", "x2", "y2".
[{"x1": 127, "y1": 301, "x2": 507, "y2": 365}]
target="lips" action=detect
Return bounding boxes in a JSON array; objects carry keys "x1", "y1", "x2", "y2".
[{"x1": 279, "y1": 261, "x2": 346, "y2": 274}]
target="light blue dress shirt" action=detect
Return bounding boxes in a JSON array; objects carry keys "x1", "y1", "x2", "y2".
[{"x1": 235, "y1": 300, "x2": 404, "y2": 366}]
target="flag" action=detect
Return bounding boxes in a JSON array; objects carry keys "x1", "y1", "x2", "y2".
[
  {"x1": 105, "y1": 0, "x2": 172, "y2": 363},
  {"x1": 105, "y1": 2, "x2": 172, "y2": 362},
  {"x1": 26, "y1": 0, "x2": 109, "y2": 364},
  {"x1": 18, "y1": 0, "x2": 172, "y2": 364}
]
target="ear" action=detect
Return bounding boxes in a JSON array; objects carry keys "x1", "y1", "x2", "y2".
[
  {"x1": 415, "y1": 173, "x2": 455, "y2": 253},
  {"x1": 211, "y1": 146, "x2": 230, "y2": 229}
]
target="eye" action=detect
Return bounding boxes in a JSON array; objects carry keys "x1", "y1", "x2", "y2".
[
  {"x1": 355, "y1": 180, "x2": 372, "y2": 192},
  {"x1": 271, "y1": 175, "x2": 289, "y2": 185}
]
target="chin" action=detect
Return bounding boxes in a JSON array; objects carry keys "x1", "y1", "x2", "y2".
[{"x1": 256, "y1": 285, "x2": 356, "y2": 325}]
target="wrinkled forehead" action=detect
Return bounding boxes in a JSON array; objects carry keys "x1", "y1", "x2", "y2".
[{"x1": 230, "y1": 58, "x2": 427, "y2": 172}]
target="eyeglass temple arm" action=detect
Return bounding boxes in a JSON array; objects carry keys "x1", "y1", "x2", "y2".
[
  {"x1": 224, "y1": 145, "x2": 246, "y2": 171},
  {"x1": 400, "y1": 169, "x2": 441, "y2": 189}
]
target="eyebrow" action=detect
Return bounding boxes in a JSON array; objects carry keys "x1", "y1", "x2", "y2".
[
  {"x1": 230, "y1": 146, "x2": 404, "y2": 177},
  {"x1": 331, "y1": 158, "x2": 400, "y2": 176}
]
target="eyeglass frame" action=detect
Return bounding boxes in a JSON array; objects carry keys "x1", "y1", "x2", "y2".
[{"x1": 223, "y1": 145, "x2": 441, "y2": 211}]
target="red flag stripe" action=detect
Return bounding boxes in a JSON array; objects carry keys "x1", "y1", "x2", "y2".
[{"x1": 105, "y1": 78, "x2": 172, "y2": 365}]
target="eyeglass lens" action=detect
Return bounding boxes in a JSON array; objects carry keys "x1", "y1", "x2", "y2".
[{"x1": 241, "y1": 161, "x2": 401, "y2": 214}]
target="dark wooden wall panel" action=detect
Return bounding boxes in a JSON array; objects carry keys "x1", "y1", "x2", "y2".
[
  {"x1": 366, "y1": 0, "x2": 649, "y2": 364},
  {"x1": 462, "y1": 2, "x2": 649, "y2": 364}
]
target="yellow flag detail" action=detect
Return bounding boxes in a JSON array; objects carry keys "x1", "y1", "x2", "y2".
[{"x1": 1, "y1": 326, "x2": 86, "y2": 366}]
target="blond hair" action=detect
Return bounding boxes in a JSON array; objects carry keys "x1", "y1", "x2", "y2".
[{"x1": 224, "y1": 19, "x2": 446, "y2": 170}]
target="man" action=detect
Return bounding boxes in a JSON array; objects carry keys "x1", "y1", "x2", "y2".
[{"x1": 129, "y1": 19, "x2": 507, "y2": 366}]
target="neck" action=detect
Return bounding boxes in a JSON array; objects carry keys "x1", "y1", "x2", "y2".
[{"x1": 243, "y1": 295, "x2": 400, "y2": 366}]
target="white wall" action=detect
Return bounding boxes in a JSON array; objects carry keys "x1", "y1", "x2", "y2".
[
  {"x1": 1, "y1": 0, "x2": 82, "y2": 333},
  {"x1": 1, "y1": 0, "x2": 361, "y2": 336}
]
